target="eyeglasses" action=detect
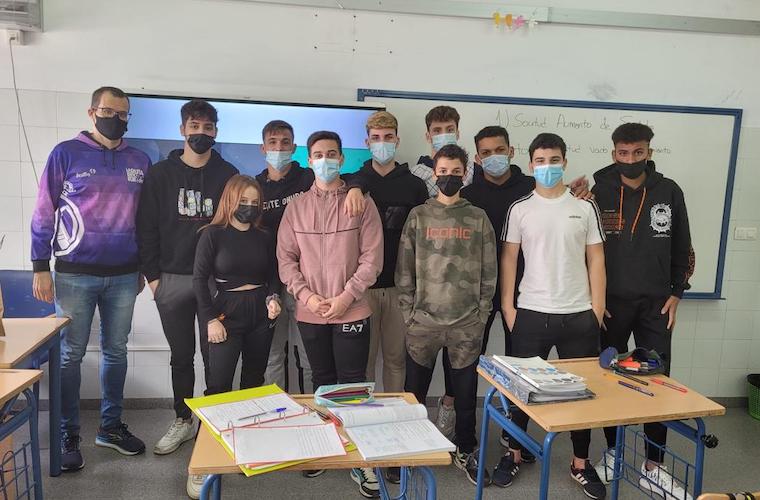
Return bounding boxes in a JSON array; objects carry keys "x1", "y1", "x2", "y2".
[{"x1": 93, "y1": 107, "x2": 131, "y2": 121}]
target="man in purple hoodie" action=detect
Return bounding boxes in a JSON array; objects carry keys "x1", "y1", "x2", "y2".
[{"x1": 31, "y1": 86, "x2": 150, "y2": 471}]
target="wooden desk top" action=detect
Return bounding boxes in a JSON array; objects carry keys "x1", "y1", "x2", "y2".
[
  {"x1": 0, "y1": 318, "x2": 70, "y2": 368},
  {"x1": 478, "y1": 358, "x2": 726, "y2": 433},
  {"x1": 0, "y1": 369, "x2": 43, "y2": 407},
  {"x1": 188, "y1": 392, "x2": 453, "y2": 476}
]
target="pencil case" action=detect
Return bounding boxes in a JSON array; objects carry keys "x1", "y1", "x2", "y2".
[
  {"x1": 599, "y1": 347, "x2": 665, "y2": 375},
  {"x1": 314, "y1": 382, "x2": 376, "y2": 407}
]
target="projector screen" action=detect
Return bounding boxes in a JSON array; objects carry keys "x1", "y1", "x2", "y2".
[{"x1": 124, "y1": 94, "x2": 384, "y2": 176}]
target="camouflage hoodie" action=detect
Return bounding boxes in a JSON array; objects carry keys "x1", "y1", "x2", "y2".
[{"x1": 395, "y1": 197, "x2": 497, "y2": 328}]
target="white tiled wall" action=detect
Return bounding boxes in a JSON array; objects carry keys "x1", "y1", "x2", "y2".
[{"x1": 1, "y1": 88, "x2": 759, "y2": 400}]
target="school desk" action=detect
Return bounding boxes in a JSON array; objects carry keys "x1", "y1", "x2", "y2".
[
  {"x1": 476, "y1": 358, "x2": 725, "y2": 500},
  {"x1": 0, "y1": 369, "x2": 44, "y2": 499},
  {"x1": 0, "y1": 317, "x2": 69, "y2": 476},
  {"x1": 188, "y1": 392, "x2": 451, "y2": 500}
]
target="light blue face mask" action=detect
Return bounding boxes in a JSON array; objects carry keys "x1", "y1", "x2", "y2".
[
  {"x1": 532, "y1": 164, "x2": 564, "y2": 188},
  {"x1": 266, "y1": 150, "x2": 293, "y2": 171},
  {"x1": 311, "y1": 158, "x2": 341, "y2": 183},
  {"x1": 369, "y1": 141, "x2": 396, "y2": 165},
  {"x1": 431, "y1": 133, "x2": 457, "y2": 152},
  {"x1": 482, "y1": 154, "x2": 510, "y2": 177}
]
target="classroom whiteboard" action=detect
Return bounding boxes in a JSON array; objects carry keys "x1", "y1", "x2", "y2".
[{"x1": 358, "y1": 89, "x2": 742, "y2": 298}]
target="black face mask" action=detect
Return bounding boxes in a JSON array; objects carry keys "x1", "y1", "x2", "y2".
[
  {"x1": 233, "y1": 204, "x2": 260, "y2": 224},
  {"x1": 95, "y1": 115, "x2": 128, "y2": 141},
  {"x1": 187, "y1": 134, "x2": 216, "y2": 154},
  {"x1": 436, "y1": 175, "x2": 464, "y2": 197},
  {"x1": 615, "y1": 159, "x2": 647, "y2": 180}
]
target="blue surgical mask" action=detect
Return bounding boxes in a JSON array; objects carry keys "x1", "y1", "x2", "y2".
[
  {"x1": 266, "y1": 150, "x2": 292, "y2": 171},
  {"x1": 532, "y1": 164, "x2": 564, "y2": 188},
  {"x1": 311, "y1": 158, "x2": 341, "y2": 183},
  {"x1": 431, "y1": 133, "x2": 457, "y2": 152},
  {"x1": 481, "y1": 154, "x2": 510, "y2": 177},
  {"x1": 369, "y1": 141, "x2": 396, "y2": 165}
]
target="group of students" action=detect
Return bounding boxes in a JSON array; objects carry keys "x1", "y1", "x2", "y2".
[{"x1": 30, "y1": 85, "x2": 694, "y2": 500}]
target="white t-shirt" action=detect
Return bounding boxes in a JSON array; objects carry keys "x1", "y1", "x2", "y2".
[{"x1": 502, "y1": 189, "x2": 604, "y2": 314}]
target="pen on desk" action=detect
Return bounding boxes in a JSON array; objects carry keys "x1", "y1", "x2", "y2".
[
  {"x1": 237, "y1": 407, "x2": 287, "y2": 422},
  {"x1": 605, "y1": 371, "x2": 649, "y2": 386},
  {"x1": 651, "y1": 378, "x2": 688, "y2": 393},
  {"x1": 617, "y1": 380, "x2": 655, "y2": 397}
]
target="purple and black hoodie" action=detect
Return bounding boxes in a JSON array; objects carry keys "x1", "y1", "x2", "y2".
[{"x1": 31, "y1": 132, "x2": 151, "y2": 276}]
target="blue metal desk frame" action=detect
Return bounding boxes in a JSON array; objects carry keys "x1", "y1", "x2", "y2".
[
  {"x1": 11, "y1": 333, "x2": 62, "y2": 477},
  {"x1": 0, "y1": 387, "x2": 43, "y2": 499},
  {"x1": 475, "y1": 387, "x2": 709, "y2": 500},
  {"x1": 199, "y1": 466, "x2": 438, "y2": 500}
]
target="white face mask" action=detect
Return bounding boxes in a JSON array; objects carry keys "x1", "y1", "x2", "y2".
[
  {"x1": 266, "y1": 150, "x2": 292, "y2": 171},
  {"x1": 481, "y1": 154, "x2": 510, "y2": 177},
  {"x1": 369, "y1": 142, "x2": 396, "y2": 165},
  {"x1": 431, "y1": 133, "x2": 457, "y2": 152},
  {"x1": 311, "y1": 158, "x2": 341, "y2": 183}
]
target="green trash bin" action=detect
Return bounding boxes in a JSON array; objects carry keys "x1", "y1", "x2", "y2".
[{"x1": 749, "y1": 374, "x2": 760, "y2": 421}]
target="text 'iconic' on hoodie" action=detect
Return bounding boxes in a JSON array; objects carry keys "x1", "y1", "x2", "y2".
[
  {"x1": 592, "y1": 161, "x2": 695, "y2": 299},
  {"x1": 137, "y1": 149, "x2": 238, "y2": 282},
  {"x1": 276, "y1": 181, "x2": 384, "y2": 325},
  {"x1": 31, "y1": 132, "x2": 151, "y2": 276},
  {"x1": 395, "y1": 197, "x2": 497, "y2": 328}
]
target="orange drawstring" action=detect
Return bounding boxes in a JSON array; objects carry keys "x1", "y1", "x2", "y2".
[{"x1": 619, "y1": 185, "x2": 647, "y2": 240}]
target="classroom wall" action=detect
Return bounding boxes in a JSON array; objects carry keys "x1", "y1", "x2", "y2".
[{"x1": 0, "y1": 0, "x2": 759, "y2": 400}]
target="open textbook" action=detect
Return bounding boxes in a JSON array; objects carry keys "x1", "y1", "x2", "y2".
[{"x1": 329, "y1": 403, "x2": 455, "y2": 461}]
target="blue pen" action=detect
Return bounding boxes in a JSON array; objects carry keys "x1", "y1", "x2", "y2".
[
  {"x1": 237, "y1": 407, "x2": 288, "y2": 422},
  {"x1": 618, "y1": 380, "x2": 655, "y2": 397}
]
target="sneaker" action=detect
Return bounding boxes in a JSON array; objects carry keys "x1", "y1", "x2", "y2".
[
  {"x1": 61, "y1": 433, "x2": 84, "y2": 471},
  {"x1": 350, "y1": 467, "x2": 380, "y2": 498},
  {"x1": 435, "y1": 398, "x2": 456, "y2": 440},
  {"x1": 639, "y1": 462, "x2": 693, "y2": 500},
  {"x1": 385, "y1": 467, "x2": 401, "y2": 484},
  {"x1": 154, "y1": 418, "x2": 195, "y2": 455},
  {"x1": 186, "y1": 474, "x2": 206, "y2": 499},
  {"x1": 95, "y1": 423, "x2": 146, "y2": 455},
  {"x1": 570, "y1": 460, "x2": 607, "y2": 499},
  {"x1": 594, "y1": 449, "x2": 616, "y2": 485},
  {"x1": 301, "y1": 469, "x2": 325, "y2": 478},
  {"x1": 492, "y1": 451, "x2": 520, "y2": 487},
  {"x1": 452, "y1": 447, "x2": 491, "y2": 487},
  {"x1": 499, "y1": 431, "x2": 536, "y2": 463}
]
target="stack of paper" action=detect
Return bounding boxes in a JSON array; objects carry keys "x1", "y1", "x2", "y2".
[
  {"x1": 328, "y1": 402, "x2": 455, "y2": 461},
  {"x1": 186, "y1": 384, "x2": 349, "y2": 476}
]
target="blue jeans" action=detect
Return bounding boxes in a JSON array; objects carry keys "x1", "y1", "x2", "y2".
[{"x1": 54, "y1": 272, "x2": 138, "y2": 435}]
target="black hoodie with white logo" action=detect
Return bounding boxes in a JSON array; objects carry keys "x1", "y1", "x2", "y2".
[
  {"x1": 592, "y1": 161, "x2": 694, "y2": 299},
  {"x1": 137, "y1": 149, "x2": 238, "y2": 282}
]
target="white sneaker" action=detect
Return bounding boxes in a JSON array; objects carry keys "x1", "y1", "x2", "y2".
[
  {"x1": 350, "y1": 467, "x2": 380, "y2": 498},
  {"x1": 186, "y1": 474, "x2": 206, "y2": 499},
  {"x1": 154, "y1": 418, "x2": 195, "y2": 455},
  {"x1": 594, "y1": 448, "x2": 616, "y2": 485},
  {"x1": 639, "y1": 462, "x2": 693, "y2": 500},
  {"x1": 435, "y1": 398, "x2": 456, "y2": 440}
]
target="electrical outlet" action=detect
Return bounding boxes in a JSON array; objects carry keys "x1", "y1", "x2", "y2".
[
  {"x1": 734, "y1": 226, "x2": 758, "y2": 241},
  {"x1": 5, "y1": 29, "x2": 25, "y2": 45}
]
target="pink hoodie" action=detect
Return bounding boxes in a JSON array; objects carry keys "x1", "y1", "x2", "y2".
[{"x1": 277, "y1": 181, "x2": 384, "y2": 324}]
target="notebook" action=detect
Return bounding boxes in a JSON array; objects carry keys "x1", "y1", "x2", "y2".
[
  {"x1": 330, "y1": 403, "x2": 455, "y2": 461},
  {"x1": 197, "y1": 392, "x2": 306, "y2": 434},
  {"x1": 492, "y1": 355, "x2": 587, "y2": 393}
]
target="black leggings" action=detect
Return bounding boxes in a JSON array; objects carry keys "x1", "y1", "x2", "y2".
[
  {"x1": 298, "y1": 318, "x2": 371, "y2": 391},
  {"x1": 443, "y1": 307, "x2": 509, "y2": 396},
  {"x1": 602, "y1": 296, "x2": 672, "y2": 462},
  {"x1": 207, "y1": 288, "x2": 275, "y2": 395},
  {"x1": 509, "y1": 308, "x2": 601, "y2": 459}
]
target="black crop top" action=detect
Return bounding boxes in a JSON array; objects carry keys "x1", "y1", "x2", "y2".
[{"x1": 193, "y1": 224, "x2": 280, "y2": 324}]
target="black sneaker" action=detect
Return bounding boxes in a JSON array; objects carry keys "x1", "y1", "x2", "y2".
[
  {"x1": 570, "y1": 461, "x2": 607, "y2": 500},
  {"x1": 452, "y1": 447, "x2": 491, "y2": 487},
  {"x1": 385, "y1": 467, "x2": 401, "y2": 484},
  {"x1": 499, "y1": 430, "x2": 536, "y2": 464},
  {"x1": 301, "y1": 469, "x2": 325, "y2": 478},
  {"x1": 61, "y1": 433, "x2": 84, "y2": 471},
  {"x1": 350, "y1": 467, "x2": 380, "y2": 498},
  {"x1": 95, "y1": 423, "x2": 145, "y2": 455},
  {"x1": 492, "y1": 451, "x2": 520, "y2": 487}
]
